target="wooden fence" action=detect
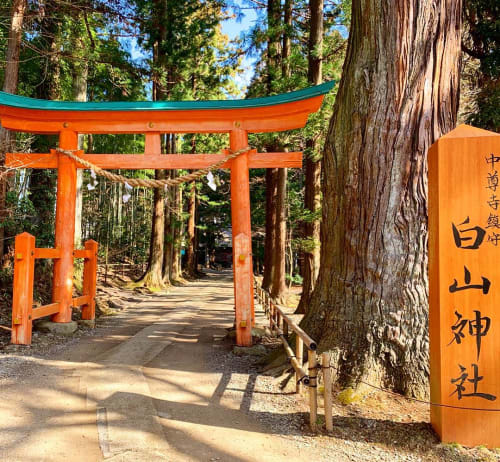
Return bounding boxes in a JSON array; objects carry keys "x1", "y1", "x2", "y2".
[
  {"x1": 11, "y1": 232, "x2": 98, "y2": 345},
  {"x1": 254, "y1": 281, "x2": 333, "y2": 432}
]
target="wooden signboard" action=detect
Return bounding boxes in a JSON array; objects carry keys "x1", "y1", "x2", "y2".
[{"x1": 429, "y1": 124, "x2": 500, "y2": 447}]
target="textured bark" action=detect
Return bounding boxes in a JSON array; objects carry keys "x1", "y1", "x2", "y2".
[
  {"x1": 263, "y1": 0, "x2": 288, "y2": 300},
  {"x1": 263, "y1": 0, "x2": 282, "y2": 290},
  {"x1": 2, "y1": 0, "x2": 25, "y2": 94},
  {"x1": 296, "y1": 0, "x2": 324, "y2": 314},
  {"x1": 270, "y1": 167, "x2": 287, "y2": 302},
  {"x1": 262, "y1": 168, "x2": 277, "y2": 291},
  {"x1": 281, "y1": 0, "x2": 292, "y2": 78},
  {"x1": 171, "y1": 181, "x2": 182, "y2": 281},
  {"x1": 139, "y1": 169, "x2": 166, "y2": 288},
  {"x1": 73, "y1": 40, "x2": 88, "y2": 248},
  {"x1": 301, "y1": 0, "x2": 462, "y2": 398},
  {"x1": 185, "y1": 180, "x2": 197, "y2": 278},
  {"x1": 162, "y1": 139, "x2": 175, "y2": 284},
  {"x1": 141, "y1": 3, "x2": 171, "y2": 288},
  {"x1": 0, "y1": 0, "x2": 26, "y2": 263},
  {"x1": 29, "y1": 10, "x2": 61, "y2": 248}
]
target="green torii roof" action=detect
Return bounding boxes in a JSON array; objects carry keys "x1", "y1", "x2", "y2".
[{"x1": 0, "y1": 81, "x2": 335, "y2": 112}]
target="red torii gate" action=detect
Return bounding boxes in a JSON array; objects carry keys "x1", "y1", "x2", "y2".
[{"x1": 1, "y1": 81, "x2": 333, "y2": 347}]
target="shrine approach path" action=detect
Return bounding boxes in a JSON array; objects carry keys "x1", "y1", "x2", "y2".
[{"x1": 0, "y1": 270, "x2": 326, "y2": 462}]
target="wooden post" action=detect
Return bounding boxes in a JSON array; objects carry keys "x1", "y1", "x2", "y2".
[
  {"x1": 308, "y1": 350, "x2": 318, "y2": 431},
  {"x1": 322, "y1": 352, "x2": 333, "y2": 432},
  {"x1": 296, "y1": 336, "x2": 304, "y2": 393},
  {"x1": 52, "y1": 130, "x2": 78, "y2": 323},
  {"x1": 269, "y1": 300, "x2": 274, "y2": 331},
  {"x1": 81, "y1": 240, "x2": 98, "y2": 320},
  {"x1": 429, "y1": 125, "x2": 500, "y2": 448},
  {"x1": 230, "y1": 128, "x2": 253, "y2": 346},
  {"x1": 11, "y1": 232, "x2": 35, "y2": 345}
]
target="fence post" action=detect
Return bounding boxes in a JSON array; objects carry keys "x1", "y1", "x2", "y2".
[
  {"x1": 308, "y1": 350, "x2": 318, "y2": 431},
  {"x1": 296, "y1": 336, "x2": 304, "y2": 394},
  {"x1": 322, "y1": 352, "x2": 333, "y2": 432},
  {"x1": 81, "y1": 240, "x2": 98, "y2": 321},
  {"x1": 11, "y1": 232, "x2": 35, "y2": 345}
]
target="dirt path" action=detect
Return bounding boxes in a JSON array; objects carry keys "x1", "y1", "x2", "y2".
[{"x1": 0, "y1": 271, "x2": 329, "y2": 462}]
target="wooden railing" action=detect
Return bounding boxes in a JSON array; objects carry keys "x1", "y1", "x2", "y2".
[
  {"x1": 11, "y1": 232, "x2": 98, "y2": 345},
  {"x1": 254, "y1": 281, "x2": 333, "y2": 432}
]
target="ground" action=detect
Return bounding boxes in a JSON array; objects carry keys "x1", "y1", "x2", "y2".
[{"x1": 0, "y1": 270, "x2": 499, "y2": 461}]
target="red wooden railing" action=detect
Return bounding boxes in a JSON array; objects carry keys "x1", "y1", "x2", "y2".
[{"x1": 11, "y1": 232, "x2": 98, "y2": 345}]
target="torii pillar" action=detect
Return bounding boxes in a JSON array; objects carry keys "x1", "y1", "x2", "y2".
[{"x1": 230, "y1": 128, "x2": 254, "y2": 345}]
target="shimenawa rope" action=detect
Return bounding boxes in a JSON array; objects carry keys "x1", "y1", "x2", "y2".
[{"x1": 56, "y1": 146, "x2": 252, "y2": 188}]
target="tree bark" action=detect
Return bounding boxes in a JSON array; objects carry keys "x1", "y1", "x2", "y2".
[
  {"x1": 262, "y1": 168, "x2": 277, "y2": 291},
  {"x1": 270, "y1": 167, "x2": 287, "y2": 301},
  {"x1": 0, "y1": 0, "x2": 26, "y2": 263},
  {"x1": 263, "y1": 0, "x2": 282, "y2": 291},
  {"x1": 301, "y1": 0, "x2": 462, "y2": 398},
  {"x1": 171, "y1": 179, "x2": 182, "y2": 280},
  {"x1": 71, "y1": 16, "x2": 89, "y2": 248},
  {"x1": 29, "y1": 8, "x2": 61, "y2": 248},
  {"x1": 296, "y1": 0, "x2": 323, "y2": 314},
  {"x1": 185, "y1": 136, "x2": 198, "y2": 278},
  {"x1": 263, "y1": 0, "x2": 288, "y2": 299},
  {"x1": 139, "y1": 169, "x2": 166, "y2": 288}
]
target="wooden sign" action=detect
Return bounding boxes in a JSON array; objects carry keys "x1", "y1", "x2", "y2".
[{"x1": 429, "y1": 124, "x2": 500, "y2": 447}]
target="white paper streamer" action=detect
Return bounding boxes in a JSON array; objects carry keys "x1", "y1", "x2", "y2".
[{"x1": 207, "y1": 171, "x2": 217, "y2": 191}]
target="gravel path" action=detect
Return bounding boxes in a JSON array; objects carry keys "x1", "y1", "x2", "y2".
[{"x1": 0, "y1": 270, "x2": 498, "y2": 462}]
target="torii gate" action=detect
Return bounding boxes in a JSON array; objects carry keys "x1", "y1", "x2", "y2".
[{"x1": 0, "y1": 81, "x2": 334, "y2": 347}]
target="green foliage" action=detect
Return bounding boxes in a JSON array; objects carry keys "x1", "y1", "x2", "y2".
[
  {"x1": 462, "y1": 0, "x2": 500, "y2": 132},
  {"x1": 286, "y1": 273, "x2": 303, "y2": 285}
]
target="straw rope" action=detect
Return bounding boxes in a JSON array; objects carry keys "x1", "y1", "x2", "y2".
[{"x1": 55, "y1": 146, "x2": 252, "y2": 188}]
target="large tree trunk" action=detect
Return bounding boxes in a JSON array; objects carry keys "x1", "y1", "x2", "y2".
[
  {"x1": 268, "y1": 0, "x2": 292, "y2": 302},
  {"x1": 0, "y1": 0, "x2": 26, "y2": 263},
  {"x1": 301, "y1": 0, "x2": 462, "y2": 398},
  {"x1": 139, "y1": 169, "x2": 166, "y2": 288},
  {"x1": 262, "y1": 168, "x2": 277, "y2": 290},
  {"x1": 28, "y1": 8, "x2": 61, "y2": 248},
  {"x1": 71, "y1": 15, "x2": 90, "y2": 248},
  {"x1": 296, "y1": 0, "x2": 324, "y2": 314},
  {"x1": 185, "y1": 180, "x2": 197, "y2": 278},
  {"x1": 171, "y1": 180, "x2": 182, "y2": 281},
  {"x1": 263, "y1": 0, "x2": 288, "y2": 299},
  {"x1": 270, "y1": 167, "x2": 287, "y2": 301},
  {"x1": 185, "y1": 136, "x2": 198, "y2": 279}
]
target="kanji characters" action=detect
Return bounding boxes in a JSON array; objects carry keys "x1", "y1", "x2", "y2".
[{"x1": 450, "y1": 364, "x2": 496, "y2": 401}]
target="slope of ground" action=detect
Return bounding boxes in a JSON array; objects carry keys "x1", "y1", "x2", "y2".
[{"x1": 0, "y1": 270, "x2": 498, "y2": 461}]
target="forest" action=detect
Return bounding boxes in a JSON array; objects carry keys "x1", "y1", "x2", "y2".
[{"x1": 0, "y1": 0, "x2": 499, "y2": 404}]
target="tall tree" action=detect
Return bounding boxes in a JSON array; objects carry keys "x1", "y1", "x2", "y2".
[
  {"x1": 302, "y1": 0, "x2": 462, "y2": 398},
  {"x1": 270, "y1": 0, "x2": 293, "y2": 302},
  {"x1": 462, "y1": 0, "x2": 499, "y2": 132},
  {"x1": 262, "y1": 0, "x2": 282, "y2": 295},
  {"x1": 185, "y1": 136, "x2": 199, "y2": 278},
  {"x1": 28, "y1": 3, "x2": 63, "y2": 248},
  {"x1": 296, "y1": 0, "x2": 324, "y2": 313},
  {"x1": 0, "y1": 0, "x2": 26, "y2": 263},
  {"x1": 137, "y1": 0, "x2": 169, "y2": 288},
  {"x1": 72, "y1": 11, "x2": 91, "y2": 248}
]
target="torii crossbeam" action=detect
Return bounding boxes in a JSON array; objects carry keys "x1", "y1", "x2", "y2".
[{"x1": 1, "y1": 81, "x2": 334, "y2": 346}]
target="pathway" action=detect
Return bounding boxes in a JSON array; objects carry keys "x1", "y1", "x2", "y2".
[{"x1": 0, "y1": 271, "x2": 324, "y2": 462}]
